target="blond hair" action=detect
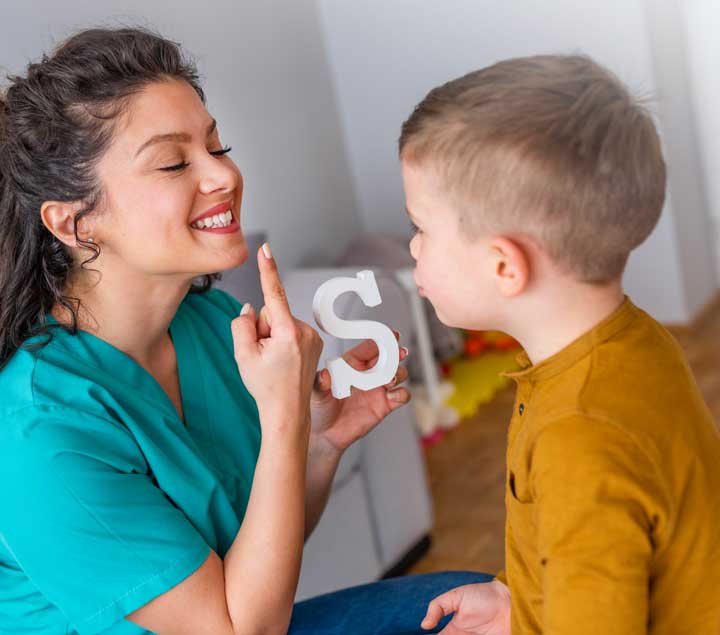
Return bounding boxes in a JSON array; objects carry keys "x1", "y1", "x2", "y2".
[{"x1": 399, "y1": 55, "x2": 666, "y2": 283}]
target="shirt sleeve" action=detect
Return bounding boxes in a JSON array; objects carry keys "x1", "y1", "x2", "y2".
[
  {"x1": 530, "y1": 415, "x2": 666, "y2": 635},
  {"x1": 0, "y1": 405, "x2": 211, "y2": 635}
]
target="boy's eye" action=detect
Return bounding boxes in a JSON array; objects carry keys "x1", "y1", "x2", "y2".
[{"x1": 158, "y1": 145, "x2": 232, "y2": 172}]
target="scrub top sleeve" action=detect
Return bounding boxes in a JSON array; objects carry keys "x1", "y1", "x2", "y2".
[{"x1": 0, "y1": 407, "x2": 211, "y2": 635}]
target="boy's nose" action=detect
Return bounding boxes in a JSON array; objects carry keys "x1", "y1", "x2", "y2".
[{"x1": 409, "y1": 235, "x2": 419, "y2": 260}]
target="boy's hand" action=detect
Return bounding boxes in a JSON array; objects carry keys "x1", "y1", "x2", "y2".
[{"x1": 421, "y1": 581, "x2": 511, "y2": 635}]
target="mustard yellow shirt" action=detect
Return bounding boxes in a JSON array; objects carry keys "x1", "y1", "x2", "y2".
[{"x1": 497, "y1": 298, "x2": 720, "y2": 634}]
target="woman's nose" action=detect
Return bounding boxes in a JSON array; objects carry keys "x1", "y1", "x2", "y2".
[{"x1": 198, "y1": 154, "x2": 241, "y2": 196}]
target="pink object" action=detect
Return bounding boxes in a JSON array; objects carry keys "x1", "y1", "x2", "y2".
[{"x1": 421, "y1": 429, "x2": 446, "y2": 449}]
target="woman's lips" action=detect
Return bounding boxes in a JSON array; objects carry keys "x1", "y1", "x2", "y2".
[
  {"x1": 192, "y1": 216, "x2": 240, "y2": 234},
  {"x1": 190, "y1": 199, "x2": 233, "y2": 225}
]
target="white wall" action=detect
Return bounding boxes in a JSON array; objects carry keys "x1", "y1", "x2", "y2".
[
  {"x1": 316, "y1": 0, "x2": 717, "y2": 323},
  {"x1": 644, "y1": 0, "x2": 718, "y2": 321},
  {"x1": 0, "y1": 0, "x2": 361, "y2": 270},
  {"x1": 681, "y1": 0, "x2": 720, "y2": 281}
]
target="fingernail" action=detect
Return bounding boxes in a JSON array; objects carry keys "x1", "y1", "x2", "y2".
[
  {"x1": 389, "y1": 389, "x2": 405, "y2": 402},
  {"x1": 401, "y1": 346, "x2": 409, "y2": 357},
  {"x1": 261, "y1": 242, "x2": 272, "y2": 259},
  {"x1": 241, "y1": 304, "x2": 253, "y2": 315}
]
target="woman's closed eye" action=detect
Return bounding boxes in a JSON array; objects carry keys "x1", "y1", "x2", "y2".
[
  {"x1": 408, "y1": 220, "x2": 421, "y2": 235},
  {"x1": 159, "y1": 145, "x2": 233, "y2": 172}
]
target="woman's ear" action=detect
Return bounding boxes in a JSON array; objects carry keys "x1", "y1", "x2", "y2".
[
  {"x1": 490, "y1": 236, "x2": 530, "y2": 297},
  {"x1": 40, "y1": 201, "x2": 90, "y2": 247}
]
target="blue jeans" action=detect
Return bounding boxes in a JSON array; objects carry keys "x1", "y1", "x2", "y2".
[{"x1": 288, "y1": 571, "x2": 493, "y2": 635}]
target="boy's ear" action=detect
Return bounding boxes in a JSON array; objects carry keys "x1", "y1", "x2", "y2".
[{"x1": 490, "y1": 236, "x2": 530, "y2": 297}]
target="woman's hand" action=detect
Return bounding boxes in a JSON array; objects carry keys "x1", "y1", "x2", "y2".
[
  {"x1": 231, "y1": 243, "x2": 324, "y2": 434},
  {"x1": 421, "y1": 581, "x2": 511, "y2": 635},
  {"x1": 301, "y1": 335, "x2": 411, "y2": 536},
  {"x1": 309, "y1": 333, "x2": 411, "y2": 453},
  {"x1": 228, "y1": 245, "x2": 323, "y2": 633}
]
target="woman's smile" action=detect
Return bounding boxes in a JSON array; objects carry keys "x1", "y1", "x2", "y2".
[
  {"x1": 190, "y1": 211, "x2": 240, "y2": 234},
  {"x1": 189, "y1": 200, "x2": 240, "y2": 234}
]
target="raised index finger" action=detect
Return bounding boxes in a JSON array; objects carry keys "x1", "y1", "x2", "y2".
[{"x1": 257, "y1": 243, "x2": 293, "y2": 326}]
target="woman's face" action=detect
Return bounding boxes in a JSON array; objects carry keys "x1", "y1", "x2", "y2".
[{"x1": 87, "y1": 79, "x2": 247, "y2": 281}]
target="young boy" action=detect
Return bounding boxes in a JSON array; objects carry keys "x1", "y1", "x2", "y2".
[{"x1": 400, "y1": 55, "x2": 720, "y2": 634}]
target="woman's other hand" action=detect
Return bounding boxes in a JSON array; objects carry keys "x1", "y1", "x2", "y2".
[{"x1": 310, "y1": 332, "x2": 411, "y2": 453}]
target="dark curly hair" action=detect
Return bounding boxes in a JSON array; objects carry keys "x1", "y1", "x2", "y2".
[{"x1": 0, "y1": 26, "x2": 220, "y2": 371}]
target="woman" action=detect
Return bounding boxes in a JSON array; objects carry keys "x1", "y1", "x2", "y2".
[{"x1": 0, "y1": 27, "x2": 491, "y2": 635}]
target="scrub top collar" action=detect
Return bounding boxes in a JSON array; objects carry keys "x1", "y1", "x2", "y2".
[{"x1": 42, "y1": 305, "x2": 197, "y2": 434}]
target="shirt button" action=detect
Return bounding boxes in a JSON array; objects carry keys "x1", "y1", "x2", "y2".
[{"x1": 519, "y1": 403, "x2": 525, "y2": 415}]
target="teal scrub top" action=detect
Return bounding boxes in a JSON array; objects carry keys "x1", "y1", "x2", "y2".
[{"x1": 0, "y1": 288, "x2": 261, "y2": 635}]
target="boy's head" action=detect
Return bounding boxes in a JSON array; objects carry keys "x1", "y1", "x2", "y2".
[{"x1": 399, "y1": 55, "x2": 666, "y2": 330}]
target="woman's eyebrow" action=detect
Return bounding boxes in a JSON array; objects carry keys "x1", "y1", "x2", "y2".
[{"x1": 134, "y1": 119, "x2": 217, "y2": 158}]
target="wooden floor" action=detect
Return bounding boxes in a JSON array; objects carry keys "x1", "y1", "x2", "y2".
[{"x1": 409, "y1": 300, "x2": 720, "y2": 576}]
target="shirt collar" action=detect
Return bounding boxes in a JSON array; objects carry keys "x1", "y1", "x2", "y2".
[{"x1": 502, "y1": 296, "x2": 638, "y2": 384}]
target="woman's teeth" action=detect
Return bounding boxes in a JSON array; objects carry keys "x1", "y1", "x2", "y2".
[{"x1": 191, "y1": 210, "x2": 233, "y2": 230}]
